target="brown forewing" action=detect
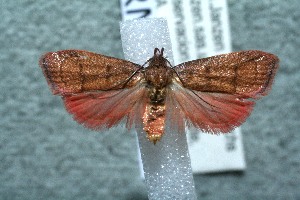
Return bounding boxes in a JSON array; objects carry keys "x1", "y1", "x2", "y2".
[
  {"x1": 174, "y1": 50, "x2": 279, "y2": 98},
  {"x1": 39, "y1": 50, "x2": 143, "y2": 95}
]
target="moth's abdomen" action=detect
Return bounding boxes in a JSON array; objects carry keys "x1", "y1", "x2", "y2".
[{"x1": 143, "y1": 87, "x2": 167, "y2": 144}]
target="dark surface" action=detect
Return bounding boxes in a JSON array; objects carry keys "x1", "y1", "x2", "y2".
[{"x1": 1, "y1": 1, "x2": 299, "y2": 199}]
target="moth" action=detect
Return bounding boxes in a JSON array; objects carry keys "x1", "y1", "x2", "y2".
[{"x1": 39, "y1": 48, "x2": 279, "y2": 144}]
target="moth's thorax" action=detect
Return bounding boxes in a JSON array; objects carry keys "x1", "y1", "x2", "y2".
[{"x1": 144, "y1": 54, "x2": 173, "y2": 89}]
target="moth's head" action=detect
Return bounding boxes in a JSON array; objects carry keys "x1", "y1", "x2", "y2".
[
  {"x1": 154, "y1": 48, "x2": 164, "y2": 58},
  {"x1": 149, "y1": 48, "x2": 166, "y2": 67}
]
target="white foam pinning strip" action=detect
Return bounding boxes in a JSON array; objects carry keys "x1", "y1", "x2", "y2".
[
  {"x1": 120, "y1": 18, "x2": 174, "y2": 65},
  {"x1": 120, "y1": 18, "x2": 197, "y2": 200}
]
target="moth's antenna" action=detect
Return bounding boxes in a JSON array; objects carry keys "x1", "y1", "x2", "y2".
[
  {"x1": 160, "y1": 47, "x2": 164, "y2": 56},
  {"x1": 154, "y1": 48, "x2": 159, "y2": 55}
]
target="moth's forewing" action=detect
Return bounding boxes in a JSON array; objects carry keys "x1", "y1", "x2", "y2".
[
  {"x1": 169, "y1": 50, "x2": 279, "y2": 133},
  {"x1": 39, "y1": 49, "x2": 146, "y2": 131},
  {"x1": 174, "y1": 50, "x2": 279, "y2": 99},
  {"x1": 39, "y1": 50, "x2": 143, "y2": 95}
]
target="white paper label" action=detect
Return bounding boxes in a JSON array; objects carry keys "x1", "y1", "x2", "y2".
[
  {"x1": 120, "y1": 0, "x2": 156, "y2": 21},
  {"x1": 121, "y1": 0, "x2": 246, "y2": 174}
]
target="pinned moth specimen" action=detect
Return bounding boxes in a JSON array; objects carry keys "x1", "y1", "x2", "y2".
[{"x1": 39, "y1": 48, "x2": 279, "y2": 144}]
